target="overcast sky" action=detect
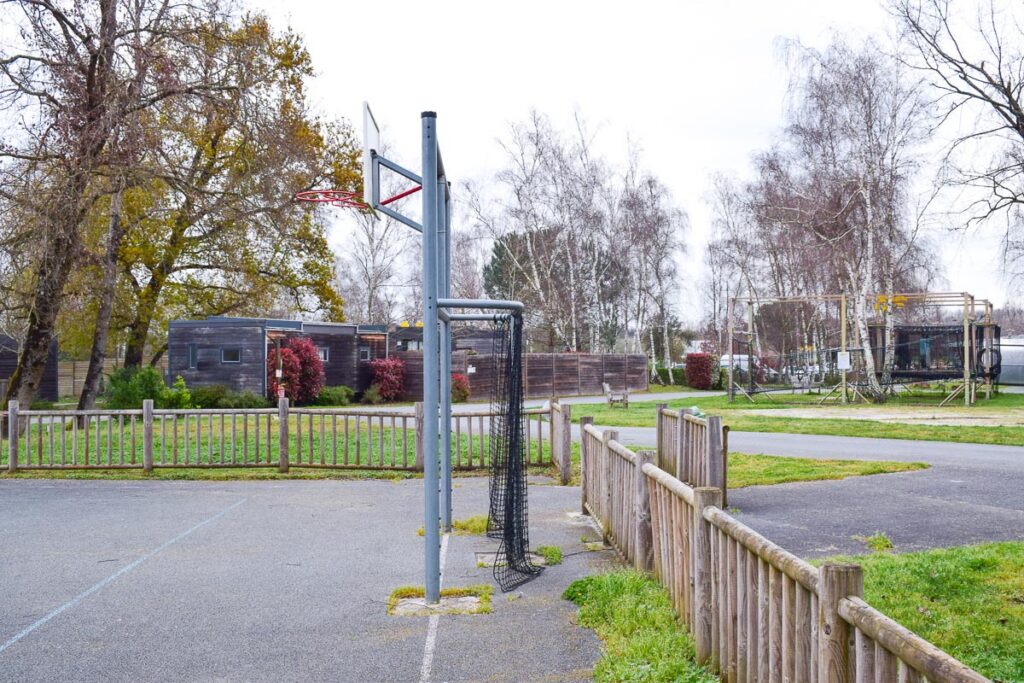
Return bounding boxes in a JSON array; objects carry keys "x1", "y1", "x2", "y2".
[{"x1": 251, "y1": 0, "x2": 1010, "y2": 320}]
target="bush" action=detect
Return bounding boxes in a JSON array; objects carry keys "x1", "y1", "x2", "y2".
[
  {"x1": 105, "y1": 366, "x2": 167, "y2": 409},
  {"x1": 370, "y1": 357, "x2": 406, "y2": 401},
  {"x1": 655, "y1": 367, "x2": 686, "y2": 386},
  {"x1": 267, "y1": 336, "x2": 324, "y2": 405},
  {"x1": 162, "y1": 375, "x2": 192, "y2": 409},
  {"x1": 191, "y1": 384, "x2": 229, "y2": 409},
  {"x1": 451, "y1": 373, "x2": 470, "y2": 403},
  {"x1": 312, "y1": 385, "x2": 355, "y2": 406},
  {"x1": 105, "y1": 367, "x2": 193, "y2": 409},
  {"x1": 266, "y1": 346, "x2": 301, "y2": 399},
  {"x1": 287, "y1": 337, "x2": 325, "y2": 404},
  {"x1": 361, "y1": 383, "x2": 384, "y2": 405},
  {"x1": 216, "y1": 390, "x2": 270, "y2": 409},
  {"x1": 685, "y1": 353, "x2": 715, "y2": 390}
]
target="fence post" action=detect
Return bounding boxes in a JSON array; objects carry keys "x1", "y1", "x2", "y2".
[
  {"x1": 7, "y1": 400, "x2": 17, "y2": 473},
  {"x1": 693, "y1": 486, "x2": 723, "y2": 667},
  {"x1": 654, "y1": 403, "x2": 667, "y2": 470},
  {"x1": 559, "y1": 402, "x2": 572, "y2": 485},
  {"x1": 278, "y1": 397, "x2": 289, "y2": 473},
  {"x1": 549, "y1": 397, "x2": 558, "y2": 465},
  {"x1": 414, "y1": 401, "x2": 425, "y2": 472},
  {"x1": 680, "y1": 407, "x2": 696, "y2": 482},
  {"x1": 634, "y1": 450, "x2": 655, "y2": 572},
  {"x1": 601, "y1": 429, "x2": 618, "y2": 541},
  {"x1": 706, "y1": 415, "x2": 725, "y2": 504},
  {"x1": 579, "y1": 416, "x2": 593, "y2": 514},
  {"x1": 142, "y1": 399, "x2": 154, "y2": 473},
  {"x1": 818, "y1": 563, "x2": 863, "y2": 683}
]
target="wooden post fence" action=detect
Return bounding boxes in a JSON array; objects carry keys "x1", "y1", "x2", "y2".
[
  {"x1": 577, "y1": 418, "x2": 987, "y2": 683},
  {"x1": 7, "y1": 400, "x2": 17, "y2": 473},
  {"x1": 579, "y1": 416, "x2": 594, "y2": 514},
  {"x1": 278, "y1": 397, "x2": 289, "y2": 473},
  {"x1": 142, "y1": 399, "x2": 154, "y2": 473},
  {"x1": 634, "y1": 449, "x2": 655, "y2": 571},
  {"x1": 414, "y1": 402, "x2": 425, "y2": 472}
]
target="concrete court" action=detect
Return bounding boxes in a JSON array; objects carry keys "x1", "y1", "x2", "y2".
[{"x1": 0, "y1": 477, "x2": 613, "y2": 683}]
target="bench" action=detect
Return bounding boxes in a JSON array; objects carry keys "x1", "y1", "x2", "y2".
[{"x1": 603, "y1": 382, "x2": 629, "y2": 409}]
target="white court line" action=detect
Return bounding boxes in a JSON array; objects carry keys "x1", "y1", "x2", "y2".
[
  {"x1": 419, "y1": 533, "x2": 450, "y2": 683},
  {"x1": 0, "y1": 497, "x2": 248, "y2": 655}
]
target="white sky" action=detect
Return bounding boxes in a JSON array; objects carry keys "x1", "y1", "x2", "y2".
[{"x1": 251, "y1": 0, "x2": 1011, "y2": 321}]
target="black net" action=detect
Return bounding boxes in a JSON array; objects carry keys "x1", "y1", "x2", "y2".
[{"x1": 486, "y1": 313, "x2": 544, "y2": 591}]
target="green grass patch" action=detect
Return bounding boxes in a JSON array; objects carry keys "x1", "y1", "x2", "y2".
[
  {"x1": 535, "y1": 545, "x2": 563, "y2": 566},
  {"x1": 726, "y1": 453, "x2": 928, "y2": 488},
  {"x1": 853, "y1": 531, "x2": 895, "y2": 553},
  {"x1": 387, "y1": 584, "x2": 493, "y2": 615},
  {"x1": 564, "y1": 571, "x2": 716, "y2": 682},
  {"x1": 417, "y1": 514, "x2": 489, "y2": 537},
  {"x1": 819, "y1": 541, "x2": 1024, "y2": 681}
]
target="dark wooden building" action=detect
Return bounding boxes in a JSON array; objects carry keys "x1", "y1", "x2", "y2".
[
  {"x1": 0, "y1": 335, "x2": 59, "y2": 402},
  {"x1": 167, "y1": 317, "x2": 388, "y2": 396}
]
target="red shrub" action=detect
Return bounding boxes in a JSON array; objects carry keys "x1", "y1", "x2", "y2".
[
  {"x1": 286, "y1": 337, "x2": 325, "y2": 404},
  {"x1": 266, "y1": 336, "x2": 324, "y2": 405},
  {"x1": 267, "y1": 347, "x2": 301, "y2": 401},
  {"x1": 370, "y1": 357, "x2": 406, "y2": 402},
  {"x1": 451, "y1": 373, "x2": 470, "y2": 403},
  {"x1": 685, "y1": 353, "x2": 715, "y2": 390}
]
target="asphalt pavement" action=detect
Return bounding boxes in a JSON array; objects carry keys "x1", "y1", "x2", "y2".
[{"x1": 0, "y1": 478, "x2": 612, "y2": 682}]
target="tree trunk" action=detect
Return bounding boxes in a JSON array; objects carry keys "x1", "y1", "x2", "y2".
[
  {"x1": 4, "y1": 196, "x2": 86, "y2": 408},
  {"x1": 78, "y1": 184, "x2": 127, "y2": 410}
]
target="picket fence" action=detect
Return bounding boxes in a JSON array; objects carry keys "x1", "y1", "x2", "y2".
[
  {"x1": 579, "y1": 417, "x2": 989, "y2": 683},
  {"x1": 3, "y1": 399, "x2": 571, "y2": 479}
]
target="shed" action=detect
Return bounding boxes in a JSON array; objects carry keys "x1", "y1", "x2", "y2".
[{"x1": 167, "y1": 317, "x2": 388, "y2": 396}]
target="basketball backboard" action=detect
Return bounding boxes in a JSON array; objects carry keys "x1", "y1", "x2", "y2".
[{"x1": 362, "y1": 101, "x2": 380, "y2": 207}]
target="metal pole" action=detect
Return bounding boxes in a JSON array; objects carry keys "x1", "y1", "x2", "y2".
[
  {"x1": 439, "y1": 176, "x2": 453, "y2": 532},
  {"x1": 726, "y1": 297, "x2": 734, "y2": 402},
  {"x1": 840, "y1": 294, "x2": 847, "y2": 404},
  {"x1": 421, "y1": 112, "x2": 441, "y2": 604}
]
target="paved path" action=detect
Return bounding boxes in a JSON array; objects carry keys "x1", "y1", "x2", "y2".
[
  {"x1": 0, "y1": 478, "x2": 611, "y2": 682},
  {"x1": 579, "y1": 421, "x2": 1024, "y2": 558}
]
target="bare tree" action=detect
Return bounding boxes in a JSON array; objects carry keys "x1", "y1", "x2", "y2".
[
  {"x1": 893, "y1": 0, "x2": 1024, "y2": 281},
  {"x1": 335, "y1": 209, "x2": 414, "y2": 324}
]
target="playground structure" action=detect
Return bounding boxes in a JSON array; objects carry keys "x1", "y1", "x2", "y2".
[
  {"x1": 298, "y1": 105, "x2": 539, "y2": 603},
  {"x1": 727, "y1": 292, "x2": 1001, "y2": 406}
]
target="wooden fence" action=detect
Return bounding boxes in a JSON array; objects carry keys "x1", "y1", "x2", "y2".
[
  {"x1": 3, "y1": 399, "x2": 569, "y2": 478},
  {"x1": 655, "y1": 403, "x2": 728, "y2": 506},
  {"x1": 579, "y1": 419, "x2": 989, "y2": 683},
  {"x1": 397, "y1": 351, "x2": 649, "y2": 401}
]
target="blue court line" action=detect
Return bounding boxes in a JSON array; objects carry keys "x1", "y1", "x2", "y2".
[{"x1": 0, "y1": 497, "x2": 248, "y2": 655}]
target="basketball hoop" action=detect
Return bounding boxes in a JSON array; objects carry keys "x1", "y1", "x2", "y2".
[{"x1": 294, "y1": 189, "x2": 368, "y2": 210}]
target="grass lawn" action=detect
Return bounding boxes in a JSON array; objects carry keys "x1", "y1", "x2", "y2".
[
  {"x1": 821, "y1": 541, "x2": 1024, "y2": 682},
  {"x1": 575, "y1": 394, "x2": 1024, "y2": 447},
  {"x1": 564, "y1": 571, "x2": 716, "y2": 682},
  {"x1": 724, "y1": 452, "x2": 927, "y2": 488}
]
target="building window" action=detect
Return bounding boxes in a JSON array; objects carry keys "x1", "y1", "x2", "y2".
[
  {"x1": 359, "y1": 346, "x2": 371, "y2": 361},
  {"x1": 221, "y1": 348, "x2": 241, "y2": 363},
  {"x1": 318, "y1": 346, "x2": 329, "y2": 363},
  {"x1": 188, "y1": 343, "x2": 198, "y2": 370}
]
